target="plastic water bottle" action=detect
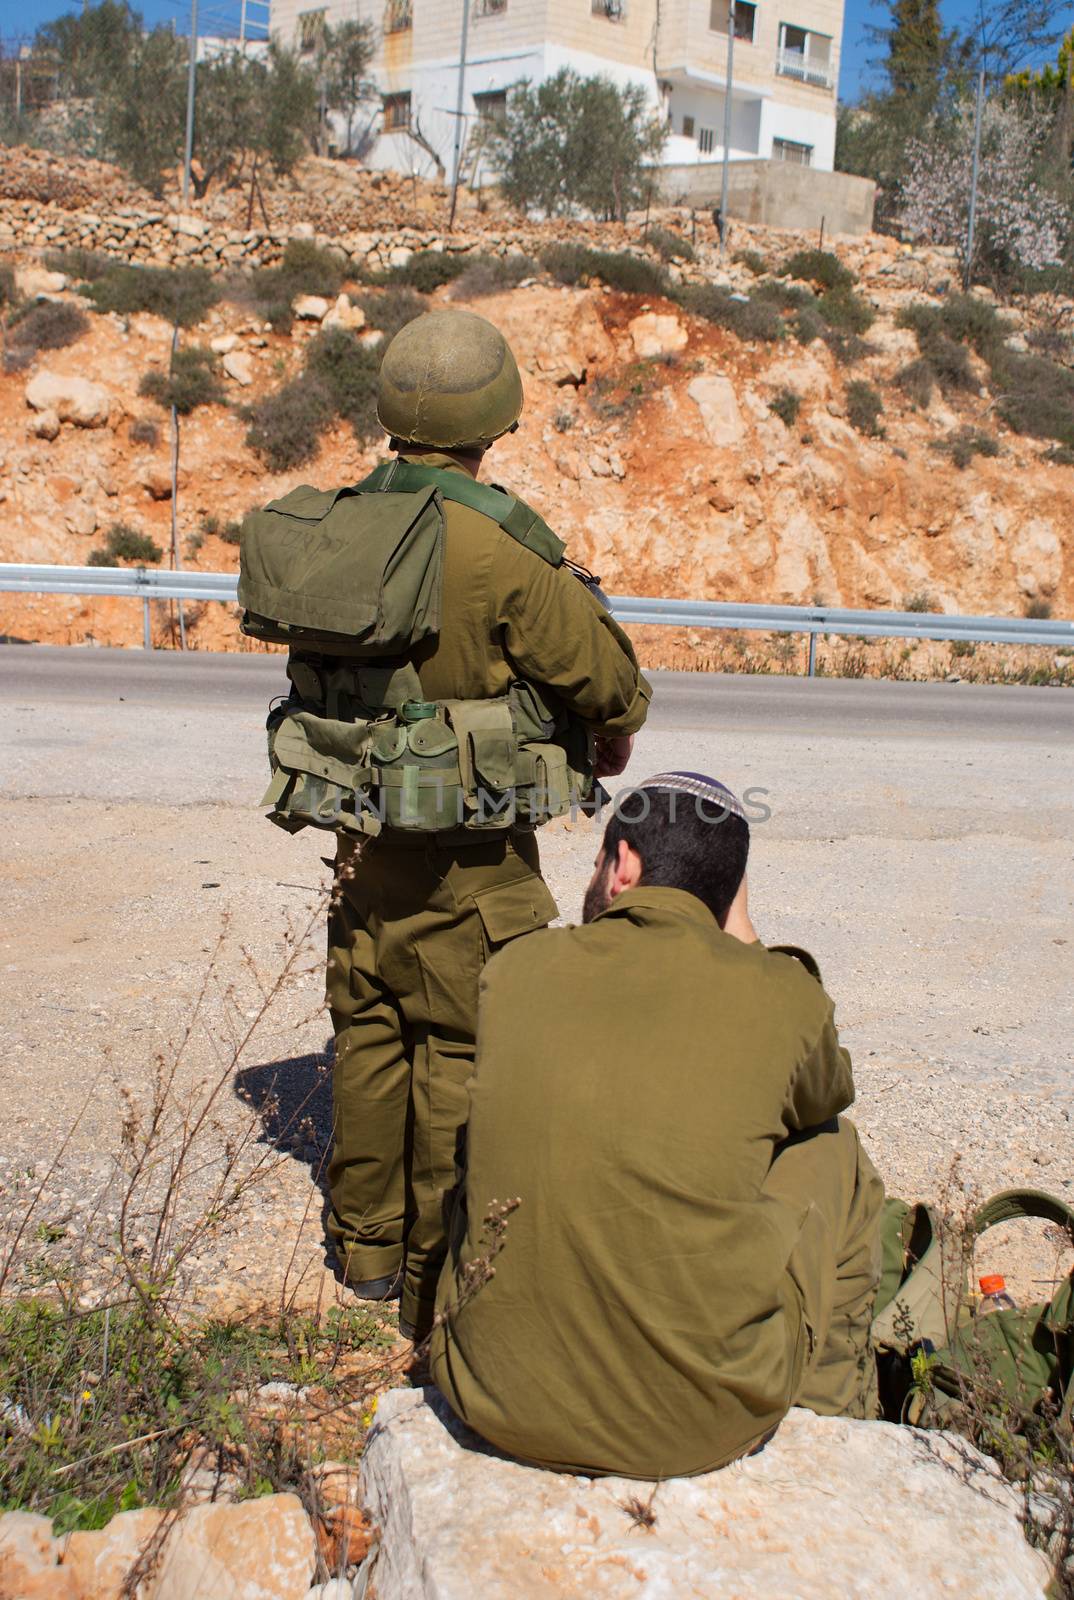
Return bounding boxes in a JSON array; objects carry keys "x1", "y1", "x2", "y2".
[{"x1": 976, "y1": 1274, "x2": 1017, "y2": 1316}]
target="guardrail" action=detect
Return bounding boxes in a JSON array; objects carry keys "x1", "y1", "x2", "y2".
[{"x1": 1, "y1": 564, "x2": 1071, "y2": 675}]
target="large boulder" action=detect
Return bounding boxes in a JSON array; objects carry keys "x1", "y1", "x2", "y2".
[
  {"x1": 26, "y1": 371, "x2": 111, "y2": 429},
  {"x1": 359, "y1": 1388, "x2": 1050, "y2": 1600}
]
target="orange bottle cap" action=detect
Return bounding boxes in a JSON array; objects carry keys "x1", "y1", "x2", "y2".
[{"x1": 979, "y1": 1274, "x2": 1006, "y2": 1295}]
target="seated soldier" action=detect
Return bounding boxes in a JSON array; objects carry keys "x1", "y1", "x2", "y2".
[{"x1": 429, "y1": 771, "x2": 885, "y2": 1480}]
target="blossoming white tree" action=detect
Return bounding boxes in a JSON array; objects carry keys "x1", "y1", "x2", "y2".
[{"x1": 899, "y1": 99, "x2": 1069, "y2": 279}]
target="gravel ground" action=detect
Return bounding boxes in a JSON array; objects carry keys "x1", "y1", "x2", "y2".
[{"x1": 1, "y1": 654, "x2": 1071, "y2": 1314}]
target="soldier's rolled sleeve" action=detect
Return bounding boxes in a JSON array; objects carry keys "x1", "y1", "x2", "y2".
[{"x1": 493, "y1": 542, "x2": 652, "y2": 736}]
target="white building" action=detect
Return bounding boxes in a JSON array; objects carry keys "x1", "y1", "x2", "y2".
[{"x1": 269, "y1": 0, "x2": 843, "y2": 184}]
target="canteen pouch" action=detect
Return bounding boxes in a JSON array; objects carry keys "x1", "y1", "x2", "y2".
[{"x1": 263, "y1": 707, "x2": 380, "y2": 836}]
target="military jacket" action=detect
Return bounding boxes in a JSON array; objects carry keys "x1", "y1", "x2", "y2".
[
  {"x1": 430, "y1": 885, "x2": 856, "y2": 1478},
  {"x1": 401, "y1": 452, "x2": 651, "y2": 737}
]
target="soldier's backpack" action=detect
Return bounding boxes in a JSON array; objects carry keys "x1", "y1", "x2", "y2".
[
  {"x1": 872, "y1": 1188, "x2": 1074, "y2": 1440},
  {"x1": 237, "y1": 461, "x2": 597, "y2": 838}
]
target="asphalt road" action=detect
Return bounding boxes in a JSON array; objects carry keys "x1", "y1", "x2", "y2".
[
  {"x1": 2, "y1": 644, "x2": 1072, "y2": 1305},
  {"x1": 4, "y1": 643, "x2": 1071, "y2": 740}
]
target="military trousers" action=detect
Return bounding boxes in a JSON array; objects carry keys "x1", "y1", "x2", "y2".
[
  {"x1": 326, "y1": 828, "x2": 557, "y2": 1338},
  {"x1": 763, "y1": 1115, "x2": 885, "y2": 1420}
]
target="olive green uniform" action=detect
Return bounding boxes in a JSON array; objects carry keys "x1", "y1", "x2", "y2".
[
  {"x1": 430, "y1": 885, "x2": 884, "y2": 1478},
  {"x1": 328, "y1": 452, "x2": 651, "y2": 1337}
]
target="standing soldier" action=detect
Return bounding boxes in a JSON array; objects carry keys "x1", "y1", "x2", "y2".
[{"x1": 238, "y1": 309, "x2": 651, "y2": 1341}]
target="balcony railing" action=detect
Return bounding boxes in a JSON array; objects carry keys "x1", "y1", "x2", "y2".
[{"x1": 775, "y1": 47, "x2": 834, "y2": 89}]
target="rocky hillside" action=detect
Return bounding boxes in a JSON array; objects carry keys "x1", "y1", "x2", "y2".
[{"x1": 0, "y1": 149, "x2": 1071, "y2": 669}]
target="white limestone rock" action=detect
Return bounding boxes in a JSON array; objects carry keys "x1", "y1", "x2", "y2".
[
  {"x1": 628, "y1": 311, "x2": 688, "y2": 359},
  {"x1": 359, "y1": 1388, "x2": 1050, "y2": 1600},
  {"x1": 293, "y1": 294, "x2": 330, "y2": 322},
  {"x1": 25, "y1": 371, "x2": 111, "y2": 429},
  {"x1": 223, "y1": 350, "x2": 255, "y2": 387},
  {"x1": 687, "y1": 373, "x2": 745, "y2": 448}
]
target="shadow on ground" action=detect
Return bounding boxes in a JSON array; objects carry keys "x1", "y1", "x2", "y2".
[{"x1": 235, "y1": 1040, "x2": 336, "y2": 1262}]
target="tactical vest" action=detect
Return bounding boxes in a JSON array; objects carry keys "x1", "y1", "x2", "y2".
[{"x1": 238, "y1": 461, "x2": 597, "y2": 838}]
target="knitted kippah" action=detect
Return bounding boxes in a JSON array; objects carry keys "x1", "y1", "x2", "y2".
[{"x1": 637, "y1": 770, "x2": 748, "y2": 822}]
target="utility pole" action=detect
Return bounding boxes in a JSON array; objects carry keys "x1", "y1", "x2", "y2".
[
  {"x1": 718, "y1": 0, "x2": 736, "y2": 258},
  {"x1": 448, "y1": 0, "x2": 471, "y2": 229},
  {"x1": 963, "y1": 66, "x2": 985, "y2": 292},
  {"x1": 181, "y1": 0, "x2": 198, "y2": 208}
]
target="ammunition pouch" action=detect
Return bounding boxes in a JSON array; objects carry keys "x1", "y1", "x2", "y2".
[{"x1": 261, "y1": 660, "x2": 593, "y2": 837}]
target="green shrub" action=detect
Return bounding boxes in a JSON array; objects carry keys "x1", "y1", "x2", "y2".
[
  {"x1": 243, "y1": 378, "x2": 334, "y2": 471},
  {"x1": 646, "y1": 225, "x2": 695, "y2": 264},
  {"x1": 676, "y1": 284, "x2": 784, "y2": 342},
  {"x1": 817, "y1": 289, "x2": 875, "y2": 335},
  {"x1": 935, "y1": 293, "x2": 1007, "y2": 359},
  {"x1": 448, "y1": 253, "x2": 537, "y2": 299},
  {"x1": 83, "y1": 265, "x2": 218, "y2": 327},
  {"x1": 935, "y1": 428, "x2": 1000, "y2": 470},
  {"x1": 385, "y1": 250, "x2": 470, "y2": 293},
  {"x1": 305, "y1": 326, "x2": 381, "y2": 439},
  {"x1": 128, "y1": 416, "x2": 160, "y2": 446},
  {"x1": 356, "y1": 286, "x2": 427, "y2": 342},
  {"x1": 1026, "y1": 325, "x2": 1071, "y2": 362},
  {"x1": 991, "y1": 352, "x2": 1074, "y2": 448},
  {"x1": 753, "y1": 279, "x2": 814, "y2": 310},
  {"x1": 769, "y1": 388, "x2": 801, "y2": 427},
  {"x1": 198, "y1": 513, "x2": 243, "y2": 544},
  {"x1": 138, "y1": 346, "x2": 224, "y2": 414},
  {"x1": 248, "y1": 240, "x2": 347, "y2": 331},
  {"x1": 846, "y1": 379, "x2": 884, "y2": 436},
  {"x1": 42, "y1": 248, "x2": 112, "y2": 281},
  {"x1": 1025, "y1": 597, "x2": 1053, "y2": 619},
  {"x1": 0, "y1": 263, "x2": 16, "y2": 306},
  {"x1": 822, "y1": 328, "x2": 871, "y2": 365},
  {"x1": 2, "y1": 345, "x2": 36, "y2": 374},
  {"x1": 5, "y1": 299, "x2": 89, "y2": 353},
  {"x1": 782, "y1": 249, "x2": 855, "y2": 292},
  {"x1": 88, "y1": 523, "x2": 164, "y2": 564},
  {"x1": 903, "y1": 589, "x2": 936, "y2": 613},
  {"x1": 540, "y1": 244, "x2": 668, "y2": 296},
  {"x1": 792, "y1": 302, "x2": 826, "y2": 345},
  {"x1": 896, "y1": 358, "x2": 935, "y2": 408},
  {"x1": 733, "y1": 249, "x2": 769, "y2": 276},
  {"x1": 1044, "y1": 443, "x2": 1074, "y2": 465}
]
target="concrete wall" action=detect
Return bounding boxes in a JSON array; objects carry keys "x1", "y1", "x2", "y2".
[{"x1": 658, "y1": 158, "x2": 876, "y2": 235}]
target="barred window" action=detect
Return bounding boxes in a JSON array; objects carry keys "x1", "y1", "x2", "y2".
[
  {"x1": 383, "y1": 91, "x2": 412, "y2": 130},
  {"x1": 297, "y1": 8, "x2": 326, "y2": 51},
  {"x1": 772, "y1": 136, "x2": 813, "y2": 165},
  {"x1": 385, "y1": 0, "x2": 413, "y2": 33}
]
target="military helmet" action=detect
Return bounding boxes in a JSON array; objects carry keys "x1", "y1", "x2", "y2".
[{"x1": 376, "y1": 309, "x2": 524, "y2": 449}]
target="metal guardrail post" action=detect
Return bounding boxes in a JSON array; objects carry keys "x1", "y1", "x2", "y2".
[
  {"x1": 807, "y1": 632, "x2": 816, "y2": 677},
  {"x1": 142, "y1": 598, "x2": 152, "y2": 651}
]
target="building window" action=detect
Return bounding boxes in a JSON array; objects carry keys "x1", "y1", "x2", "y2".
[
  {"x1": 698, "y1": 126, "x2": 715, "y2": 154},
  {"x1": 776, "y1": 24, "x2": 834, "y2": 87},
  {"x1": 591, "y1": 0, "x2": 626, "y2": 19},
  {"x1": 383, "y1": 91, "x2": 412, "y2": 130},
  {"x1": 475, "y1": 0, "x2": 507, "y2": 12},
  {"x1": 773, "y1": 136, "x2": 813, "y2": 165},
  {"x1": 682, "y1": 114, "x2": 695, "y2": 138},
  {"x1": 473, "y1": 88, "x2": 508, "y2": 126},
  {"x1": 710, "y1": 0, "x2": 756, "y2": 42},
  {"x1": 385, "y1": 0, "x2": 412, "y2": 33},
  {"x1": 297, "y1": 8, "x2": 325, "y2": 51}
]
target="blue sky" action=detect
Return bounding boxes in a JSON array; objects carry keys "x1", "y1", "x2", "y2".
[{"x1": 4, "y1": 0, "x2": 1071, "y2": 103}]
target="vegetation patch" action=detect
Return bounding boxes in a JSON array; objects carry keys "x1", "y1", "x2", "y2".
[
  {"x1": 243, "y1": 378, "x2": 335, "y2": 472},
  {"x1": 305, "y1": 327, "x2": 381, "y2": 440},
  {"x1": 676, "y1": 283, "x2": 784, "y2": 342},
  {"x1": 81, "y1": 263, "x2": 219, "y2": 328},
  {"x1": 139, "y1": 346, "x2": 225, "y2": 414},
  {"x1": 5, "y1": 299, "x2": 89, "y2": 354},
  {"x1": 934, "y1": 428, "x2": 1000, "y2": 469},
  {"x1": 354, "y1": 286, "x2": 427, "y2": 343},
  {"x1": 991, "y1": 351, "x2": 1074, "y2": 448},
  {"x1": 769, "y1": 388, "x2": 801, "y2": 427},
  {"x1": 816, "y1": 289, "x2": 875, "y2": 335},
  {"x1": 128, "y1": 416, "x2": 160, "y2": 447},
  {"x1": 247, "y1": 240, "x2": 348, "y2": 332},
  {"x1": 846, "y1": 379, "x2": 885, "y2": 436},
  {"x1": 377, "y1": 250, "x2": 470, "y2": 293},
  {"x1": 541, "y1": 244, "x2": 669, "y2": 297},
  {"x1": 903, "y1": 588, "x2": 938, "y2": 613},
  {"x1": 87, "y1": 523, "x2": 163, "y2": 565},
  {"x1": 782, "y1": 249, "x2": 856, "y2": 293},
  {"x1": 0, "y1": 262, "x2": 16, "y2": 306},
  {"x1": 733, "y1": 249, "x2": 769, "y2": 276},
  {"x1": 447, "y1": 253, "x2": 537, "y2": 299},
  {"x1": 646, "y1": 225, "x2": 695, "y2": 264}
]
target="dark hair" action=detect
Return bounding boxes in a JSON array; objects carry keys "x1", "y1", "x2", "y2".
[{"x1": 600, "y1": 788, "x2": 750, "y2": 922}]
